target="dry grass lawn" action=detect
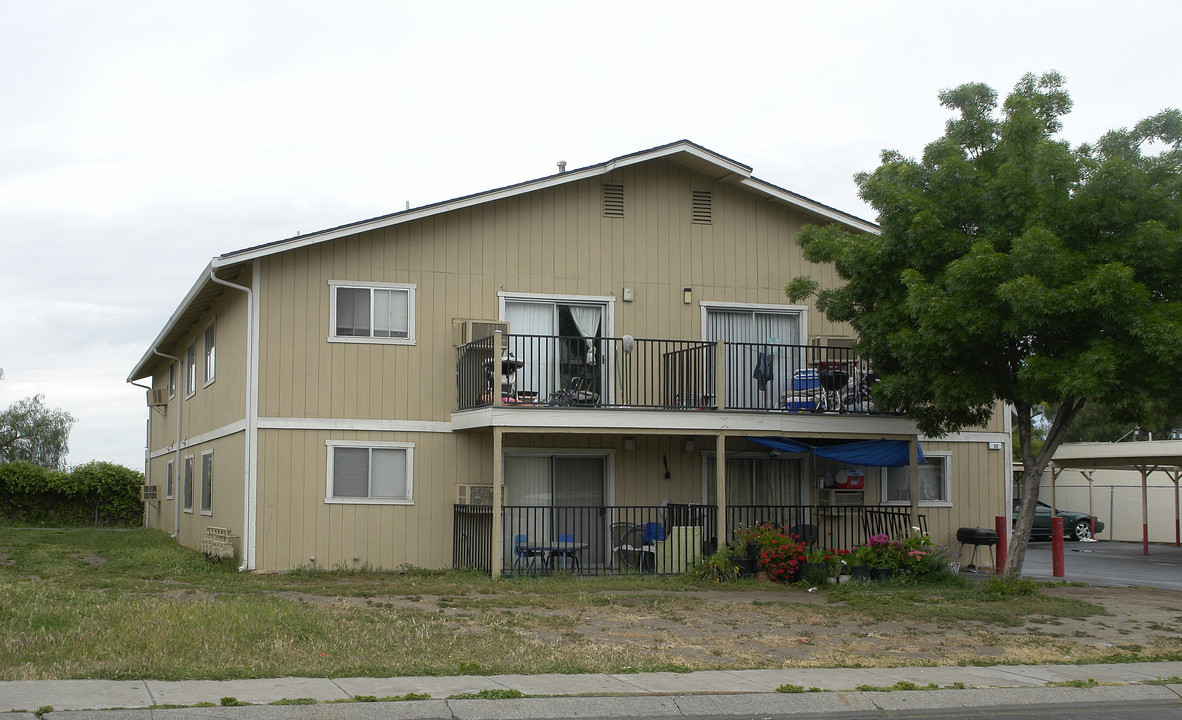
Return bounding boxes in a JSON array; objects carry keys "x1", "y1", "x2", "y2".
[{"x1": 1, "y1": 528, "x2": 1180, "y2": 680}]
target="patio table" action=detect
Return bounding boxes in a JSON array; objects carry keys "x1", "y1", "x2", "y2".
[{"x1": 520, "y1": 540, "x2": 590, "y2": 573}]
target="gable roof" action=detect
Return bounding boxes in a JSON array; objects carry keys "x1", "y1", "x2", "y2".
[{"x1": 128, "y1": 140, "x2": 877, "y2": 381}]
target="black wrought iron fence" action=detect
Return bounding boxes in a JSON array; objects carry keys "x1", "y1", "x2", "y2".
[
  {"x1": 453, "y1": 505, "x2": 492, "y2": 573},
  {"x1": 499, "y1": 504, "x2": 717, "y2": 576},
  {"x1": 726, "y1": 505, "x2": 926, "y2": 551},
  {"x1": 456, "y1": 335, "x2": 891, "y2": 414},
  {"x1": 454, "y1": 503, "x2": 923, "y2": 576}
]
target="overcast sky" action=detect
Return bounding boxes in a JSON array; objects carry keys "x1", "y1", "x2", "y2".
[{"x1": 1, "y1": 1, "x2": 1178, "y2": 471}]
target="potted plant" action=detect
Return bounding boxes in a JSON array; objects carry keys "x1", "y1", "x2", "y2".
[
  {"x1": 802, "y1": 546, "x2": 830, "y2": 578},
  {"x1": 865, "y1": 533, "x2": 900, "y2": 580},
  {"x1": 848, "y1": 544, "x2": 874, "y2": 581}
]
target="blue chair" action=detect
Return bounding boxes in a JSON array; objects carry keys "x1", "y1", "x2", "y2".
[
  {"x1": 550, "y1": 532, "x2": 582, "y2": 574},
  {"x1": 513, "y1": 534, "x2": 540, "y2": 574}
]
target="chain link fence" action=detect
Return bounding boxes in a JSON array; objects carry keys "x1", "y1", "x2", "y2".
[{"x1": 1040, "y1": 482, "x2": 1182, "y2": 543}]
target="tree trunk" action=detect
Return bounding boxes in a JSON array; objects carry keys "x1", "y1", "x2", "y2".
[{"x1": 1004, "y1": 395, "x2": 1086, "y2": 576}]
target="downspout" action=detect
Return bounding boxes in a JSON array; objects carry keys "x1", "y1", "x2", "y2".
[
  {"x1": 152, "y1": 349, "x2": 182, "y2": 537},
  {"x1": 129, "y1": 379, "x2": 152, "y2": 528},
  {"x1": 208, "y1": 267, "x2": 255, "y2": 572}
]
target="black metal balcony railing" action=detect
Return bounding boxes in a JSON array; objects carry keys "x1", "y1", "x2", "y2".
[
  {"x1": 453, "y1": 504, "x2": 925, "y2": 576},
  {"x1": 455, "y1": 334, "x2": 888, "y2": 415}
]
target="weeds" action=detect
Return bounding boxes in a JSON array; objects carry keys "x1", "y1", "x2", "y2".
[{"x1": 448, "y1": 689, "x2": 524, "y2": 700}]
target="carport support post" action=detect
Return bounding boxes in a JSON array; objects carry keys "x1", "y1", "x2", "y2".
[
  {"x1": 1171, "y1": 469, "x2": 1181, "y2": 547},
  {"x1": 994, "y1": 516, "x2": 1007, "y2": 574},
  {"x1": 1051, "y1": 517, "x2": 1065, "y2": 577},
  {"x1": 1139, "y1": 464, "x2": 1151, "y2": 556}
]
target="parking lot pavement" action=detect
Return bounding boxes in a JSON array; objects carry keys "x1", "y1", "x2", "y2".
[{"x1": 1018, "y1": 540, "x2": 1182, "y2": 590}]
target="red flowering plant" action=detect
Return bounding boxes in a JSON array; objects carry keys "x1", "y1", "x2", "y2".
[
  {"x1": 759, "y1": 530, "x2": 807, "y2": 582},
  {"x1": 733, "y1": 522, "x2": 808, "y2": 582}
]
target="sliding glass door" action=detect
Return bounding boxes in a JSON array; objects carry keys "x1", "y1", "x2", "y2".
[
  {"x1": 704, "y1": 306, "x2": 803, "y2": 409},
  {"x1": 503, "y1": 454, "x2": 608, "y2": 568},
  {"x1": 504, "y1": 300, "x2": 605, "y2": 403}
]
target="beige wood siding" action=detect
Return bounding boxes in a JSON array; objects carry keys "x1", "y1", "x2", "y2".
[
  {"x1": 147, "y1": 276, "x2": 252, "y2": 453},
  {"x1": 219, "y1": 157, "x2": 1008, "y2": 571},
  {"x1": 144, "y1": 432, "x2": 245, "y2": 556},
  {"x1": 255, "y1": 428, "x2": 471, "y2": 571},
  {"x1": 254, "y1": 160, "x2": 864, "y2": 422}
]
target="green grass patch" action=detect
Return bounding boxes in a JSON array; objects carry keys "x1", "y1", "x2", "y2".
[
  {"x1": 1048, "y1": 678, "x2": 1099, "y2": 688},
  {"x1": 0, "y1": 526, "x2": 1153, "y2": 682}
]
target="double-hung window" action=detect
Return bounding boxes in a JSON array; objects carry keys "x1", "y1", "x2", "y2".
[
  {"x1": 881, "y1": 453, "x2": 951, "y2": 506},
  {"x1": 165, "y1": 459, "x2": 174, "y2": 499},
  {"x1": 329, "y1": 281, "x2": 415, "y2": 344},
  {"x1": 203, "y1": 321, "x2": 216, "y2": 386},
  {"x1": 183, "y1": 455, "x2": 194, "y2": 512},
  {"x1": 185, "y1": 343, "x2": 197, "y2": 398},
  {"x1": 326, "y1": 441, "x2": 413, "y2": 504},
  {"x1": 200, "y1": 450, "x2": 213, "y2": 515},
  {"x1": 168, "y1": 363, "x2": 177, "y2": 399}
]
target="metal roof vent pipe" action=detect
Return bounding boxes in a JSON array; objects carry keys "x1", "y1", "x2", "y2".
[{"x1": 557, "y1": 160, "x2": 567, "y2": 174}]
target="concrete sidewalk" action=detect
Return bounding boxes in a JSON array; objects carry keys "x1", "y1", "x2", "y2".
[{"x1": 3, "y1": 662, "x2": 1181, "y2": 718}]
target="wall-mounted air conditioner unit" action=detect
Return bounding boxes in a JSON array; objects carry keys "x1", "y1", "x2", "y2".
[
  {"x1": 453, "y1": 319, "x2": 509, "y2": 347},
  {"x1": 147, "y1": 388, "x2": 168, "y2": 407},
  {"x1": 140, "y1": 484, "x2": 159, "y2": 501},
  {"x1": 811, "y1": 335, "x2": 856, "y2": 349},
  {"x1": 456, "y1": 483, "x2": 495, "y2": 506}
]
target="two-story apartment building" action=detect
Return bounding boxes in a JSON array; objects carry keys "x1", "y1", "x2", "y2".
[{"x1": 128, "y1": 140, "x2": 1013, "y2": 575}]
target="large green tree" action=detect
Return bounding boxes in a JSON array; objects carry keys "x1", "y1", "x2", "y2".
[
  {"x1": 787, "y1": 72, "x2": 1182, "y2": 574},
  {"x1": 0, "y1": 370, "x2": 76, "y2": 471}
]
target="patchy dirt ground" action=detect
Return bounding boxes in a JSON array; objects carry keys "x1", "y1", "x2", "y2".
[{"x1": 267, "y1": 584, "x2": 1182, "y2": 670}]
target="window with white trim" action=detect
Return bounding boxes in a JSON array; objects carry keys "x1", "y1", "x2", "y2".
[
  {"x1": 185, "y1": 342, "x2": 196, "y2": 398},
  {"x1": 881, "y1": 453, "x2": 951, "y2": 506},
  {"x1": 200, "y1": 450, "x2": 213, "y2": 515},
  {"x1": 329, "y1": 281, "x2": 415, "y2": 344},
  {"x1": 183, "y1": 455, "x2": 194, "y2": 512},
  {"x1": 168, "y1": 363, "x2": 177, "y2": 399},
  {"x1": 166, "y1": 459, "x2": 174, "y2": 499},
  {"x1": 203, "y1": 321, "x2": 216, "y2": 386},
  {"x1": 326, "y1": 441, "x2": 413, "y2": 504}
]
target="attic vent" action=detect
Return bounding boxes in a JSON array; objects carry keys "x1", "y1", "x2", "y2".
[
  {"x1": 691, "y1": 190, "x2": 712, "y2": 224},
  {"x1": 603, "y1": 183, "x2": 624, "y2": 218}
]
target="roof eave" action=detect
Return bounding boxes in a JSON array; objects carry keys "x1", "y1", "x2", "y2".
[{"x1": 126, "y1": 261, "x2": 216, "y2": 382}]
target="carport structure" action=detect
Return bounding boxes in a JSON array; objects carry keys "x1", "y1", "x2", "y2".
[{"x1": 1049, "y1": 440, "x2": 1182, "y2": 555}]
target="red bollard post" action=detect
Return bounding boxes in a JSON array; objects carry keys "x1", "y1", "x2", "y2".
[
  {"x1": 1051, "y1": 516, "x2": 1065, "y2": 578},
  {"x1": 994, "y1": 516, "x2": 1007, "y2": 574}
]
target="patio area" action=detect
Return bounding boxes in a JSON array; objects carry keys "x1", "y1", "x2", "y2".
[{"x1": 453, "y1": 503, "x2": 926, "y2": 576}]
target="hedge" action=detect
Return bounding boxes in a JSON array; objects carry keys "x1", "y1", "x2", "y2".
[{"x1": 0, "y1": 460, "x2": 144, "y2": 527}]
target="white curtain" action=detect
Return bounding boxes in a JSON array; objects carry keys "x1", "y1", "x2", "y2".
[
  {"x1": 505, "y1": 302, "x2": 556, "y2": 399},
  {"x1": 568, "y1": 306, "x2": 601, "y2": 365},
  {"x1": 504, "y1": 456, "x2": 553, "y2": 569}
]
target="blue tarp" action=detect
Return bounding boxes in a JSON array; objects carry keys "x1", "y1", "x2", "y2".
[{"x1": 746, "y1": 437, "x2": 924, "y2": 468}]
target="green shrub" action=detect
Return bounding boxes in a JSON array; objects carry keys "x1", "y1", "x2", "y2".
[
  {"x1": 0, "y1": 460, "x2": 143, "y2": 527},
  {"x1": 690, "y1": 547, "x2": 740, "y2": 583}
]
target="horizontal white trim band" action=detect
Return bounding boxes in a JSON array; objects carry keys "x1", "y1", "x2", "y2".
[
  {"x1": 258, "y1": 417, "x2": 454, "y2": 433},
  {"x1": 149, "y1": 420, "x2": 247, "y2": 459}
]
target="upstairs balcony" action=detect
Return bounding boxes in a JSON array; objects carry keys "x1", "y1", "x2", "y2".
[{"x1": 456, "y1": 333, "x2": 896, "y2": 417}]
